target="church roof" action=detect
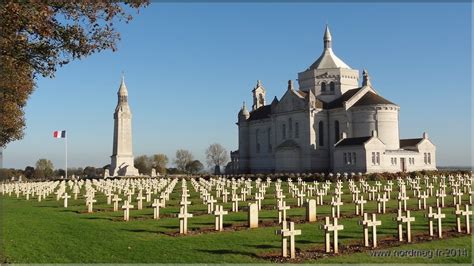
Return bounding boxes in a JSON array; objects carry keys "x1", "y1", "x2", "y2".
[
  {"x1": 296, "y1": 90, "x2": 308, "y2": 98},
  {"x1": 326, "y1": 88, "x2": 361, "y2": 109},
  {"x1": 400, "y1": 138, "x2": 423, "y2": 148},
  {"x1": 352, "y1": 91, "x2": 396, "y2": 107},
  {"x1": 335, "y1": 136, "x2": 372, "y2": 147},
  {"x1": 248, "y1": 105, "x2": 272, "y2": 121},
  {"x1": 309, "y1": 49, "x2": 351, "y2": 70}
]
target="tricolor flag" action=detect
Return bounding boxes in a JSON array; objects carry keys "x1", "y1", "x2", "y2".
[{"x1": 53, "y1": 130, "x2": 66, "y2": 139}]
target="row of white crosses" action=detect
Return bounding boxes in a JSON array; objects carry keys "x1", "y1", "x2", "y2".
[
  {"x1": 179, "y1": 181, "x2": 193, "y2": 234},
  {"x1": 119, "y1": 178, "x2": 177, "y2": 222},
  {"x1": 270, "y1": 173, "x2": 473, "y2": 259}
]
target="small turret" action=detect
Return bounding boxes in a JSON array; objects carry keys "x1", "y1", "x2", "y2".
[
  {"x1": 362, "y1": 69, "x2": 372, "y2": 87},
  {"x1": 238, "y1": 101, "x2": 250, "y2": 121},
  {"x1": 287, "y1": 80, "x2": 294, "y2": 91},
  {"x1": 324, "y1": 24, "x2": 332, "y2": 49}
]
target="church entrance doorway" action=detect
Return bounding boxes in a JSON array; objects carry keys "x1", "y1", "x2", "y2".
[{"x1": 400, "y1": 158, "x2": 406, "y2": 172}]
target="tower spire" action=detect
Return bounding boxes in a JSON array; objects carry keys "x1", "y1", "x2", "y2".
[
  {"x1": 324, "y1": 24, "x2": 332, "y2": 49},
  {"x1": 118, "y1": 74, "x2": 128, "y2": 96}
]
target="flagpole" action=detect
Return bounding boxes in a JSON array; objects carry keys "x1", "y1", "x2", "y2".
[{"x1": 65, "y1": 131, "x2": 68, "y2": 179}]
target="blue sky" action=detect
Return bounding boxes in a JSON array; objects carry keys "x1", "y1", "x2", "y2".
[{"x1": 4, "y1": 2, "x2": 471, "y2": 169}]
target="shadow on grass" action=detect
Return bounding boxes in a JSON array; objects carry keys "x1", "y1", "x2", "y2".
[
  {"x1": 121, "y1": 228, "x2": 165, "y2": 234},
  {"x1": 81, "y1": 216, "x2": 114, "y2": 221},
  {"x1": 298, "y1": 239, "x2": 318, "y2": 244},
  {"x1": 244, "y1": 244, "x2": 279, "y2": 249},
  {"x1": 193, "y1": 221, "x2": 214, "y2": 225},
  {"x1": 195, "y1": 249, "x2": 258, "y2": 258},
  {"x1": 59, "y1": 209, "x2": 81, "y2": 214},
  {"x1": 36, "y1": 205, "x2": 60, "y2": 208},
  {"x1": 161, "y1": 225, "x2": 179, "y2": 229}
]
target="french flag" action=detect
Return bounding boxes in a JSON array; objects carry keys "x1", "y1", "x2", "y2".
[{"x1": 53, "y1": 130, "x2": 66, "y2": 139}]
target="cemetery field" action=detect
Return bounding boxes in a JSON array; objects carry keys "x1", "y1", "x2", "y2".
[{"x1": 1, "y1": 178, "x2": 473, "y2": 264}]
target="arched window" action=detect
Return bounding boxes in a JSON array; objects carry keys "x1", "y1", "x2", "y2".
[
  {"x1": 330, "y1": 82, "x2": 335, "y2": 92},
  {"x1": 318, "y1": 121, "x2": 324, "y2": 146},
  {"x1": 258, "y1": 94, "x2": 264, "y2": 106},
  {"x1": 334, "y1": 120, "x2": 340, "y2": 142},
  {"x1": 321, "y1": 82, "x2": 326, "y2": 92}
]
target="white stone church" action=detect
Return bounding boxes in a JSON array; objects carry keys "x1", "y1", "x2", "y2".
[{"x1": 232, "y1": 26, "x2": 437, "y2": 174}]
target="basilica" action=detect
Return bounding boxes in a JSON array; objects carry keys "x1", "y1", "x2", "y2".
[{"x1": 231, "y1": 26, "x2": 437, "y2": 174}]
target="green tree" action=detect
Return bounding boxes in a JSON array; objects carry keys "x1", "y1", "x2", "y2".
[
  {"x1": 205, "y1": 143, "x2": 229, "y2": 174},
  {"x1": 54, "y1": 168, "x2": 65, "y2": 178},
  {"x1": 152, "y1": 154, "x2": 168, "y2": 174},
  {"x1": 83, "y1": 166, "x2": 97, "y2": 178},
  {"x1": 35, "y1": 158, "x2": 54, "y2": 178},
  {"x1": 134, "y1": 155, "x2": 152, "y2": 175},
  {"x1": 0, "y1": 1, "x2": 149, "y2": 147},
  {"x1": 24, "y1": 166, "x2": 35, "y2": 179},
  {"x1": 0, "y1": 168, "x2": 21, "y2": 181},
  {"x1": 186, "y1": 160, "x2": 204, "y2": 174},
  {"x1": 174, "y1": 149, "x2": 193, "y2": 173}
]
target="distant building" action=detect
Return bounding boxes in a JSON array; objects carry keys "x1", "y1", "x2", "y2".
[
  {"x1": 235, "y1": 26, "x2": 436, "y2": 174},
  {"x1": 109, "y1": 76, "x2": 140, "y2": 176}
]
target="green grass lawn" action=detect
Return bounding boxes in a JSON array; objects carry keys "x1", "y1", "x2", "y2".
[{"x1": 1, "y1": 179, "x2": 472, "y2": 263}]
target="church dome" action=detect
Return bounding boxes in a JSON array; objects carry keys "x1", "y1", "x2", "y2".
[{"x1": 308, "y1": 25, "x2": 351, "y2": 70}]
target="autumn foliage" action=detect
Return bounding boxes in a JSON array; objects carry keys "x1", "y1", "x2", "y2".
[{"x1": 0, "y1": 1, "x2": 148, "y2": 147}]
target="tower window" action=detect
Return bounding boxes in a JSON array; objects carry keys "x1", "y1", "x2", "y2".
[
  {"x1": 318, "y1": 121, "x2": 324, "y2": 146},
  {"x1": 330, "y1": 82, "x2": 335, "y2": 92},
  {"x1": 334, "y1": 120, "x2": 340, "y2": 142},
  {"x1": 321, "y1": 82, "x2": 326, "y2": 92}
]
